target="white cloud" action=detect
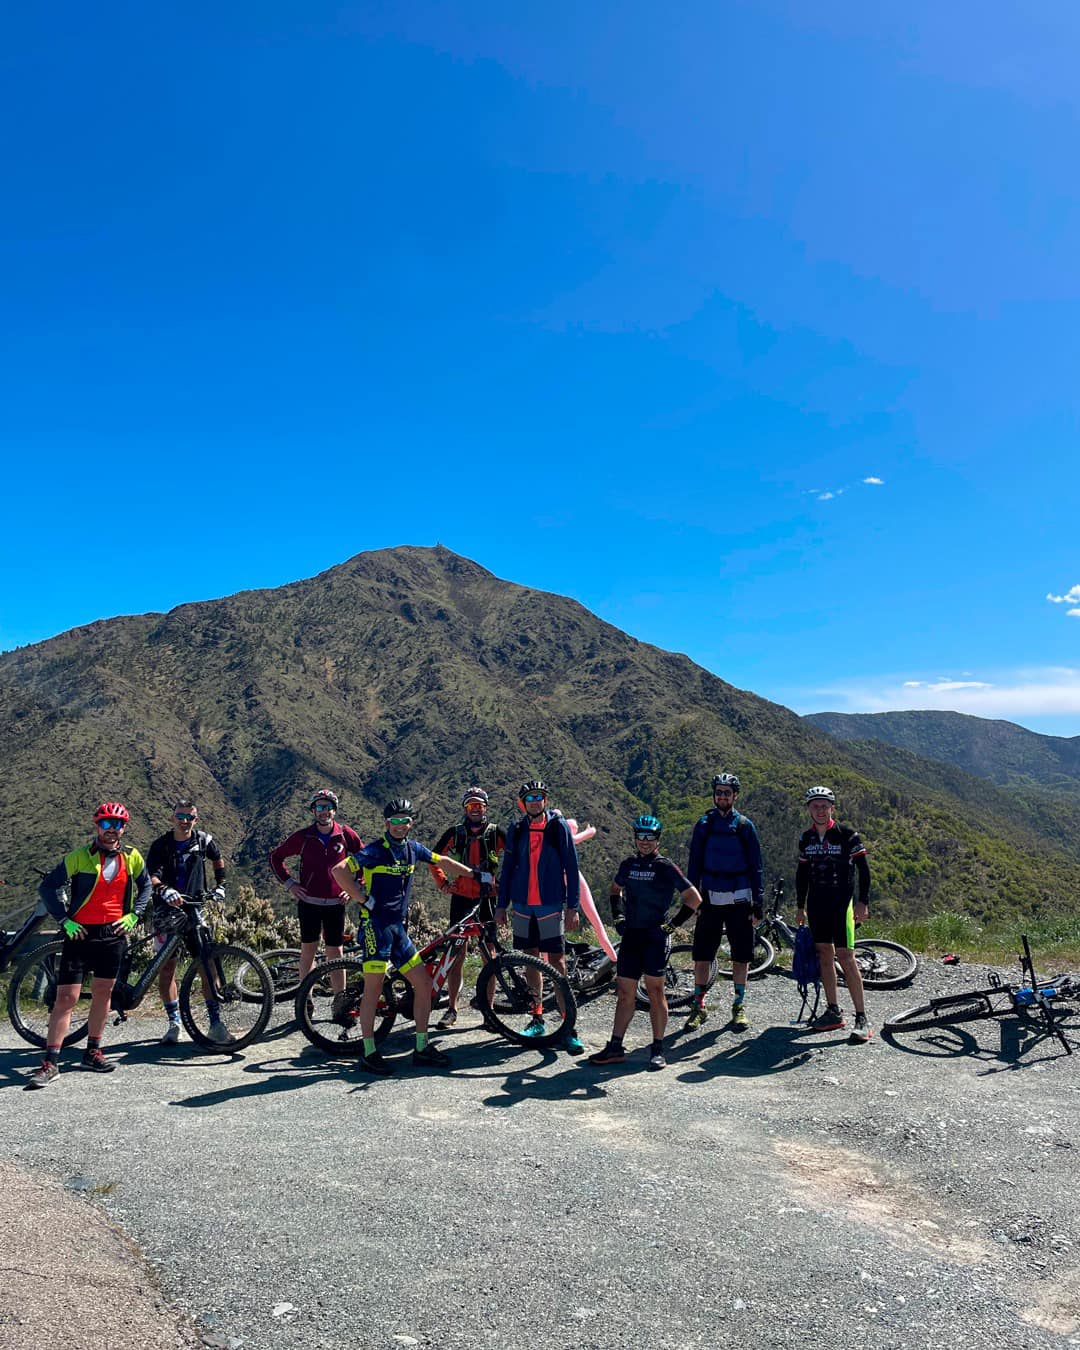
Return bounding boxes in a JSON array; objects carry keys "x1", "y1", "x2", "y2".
[
  {"x1": 817, "y1": 491, "x2": 834, "y2": 501},
  {"x1": 1047, "y1": 584, "x2": 1080, "y2": 605},
  {"x1": 863, "y1": 476, "x2": 884, "y2": 485},
  {"x1": 1070, "y1": 608, "x2": 1080, "y2": 618},
  {"x1": 808, "y1": 666, "x2": 1080, "y2": 718}
]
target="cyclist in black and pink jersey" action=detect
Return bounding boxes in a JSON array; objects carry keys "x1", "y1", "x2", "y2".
[
  {"x1": 795, "y1": 785, "x2": 872, "y2": 1041},
  {"x1": 269, "y1": 789, "x2": 364, "y2": 999}
]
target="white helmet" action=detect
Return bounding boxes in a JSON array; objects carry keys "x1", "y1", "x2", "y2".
[{"x1": 804, "y1": 785, "x2": 836, "y2": 804}]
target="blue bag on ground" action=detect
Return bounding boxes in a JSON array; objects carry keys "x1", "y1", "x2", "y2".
[{"x1": 792, "y1": 925, "x2": 821, "y2": 1022}]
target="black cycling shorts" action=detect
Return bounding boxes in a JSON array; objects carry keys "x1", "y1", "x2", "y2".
[
  {"x1": 806, "y1": 897, "x2": 855, "y2": 950},
  {"x1": 450, "y1": 892, "x2": 495, "y2": 925},
  {"x1": 57, "y1": 928, "x2": 125, "y2": 984},
  {"x1": 298, "y1": 900, "x2": 347, "y2": 946},
  {"x1": 616, "y1": 927, "x2": 669, "y2": 981},
  {"x1": 692, "y1": 903, "x2": 755, "y2": 965}
]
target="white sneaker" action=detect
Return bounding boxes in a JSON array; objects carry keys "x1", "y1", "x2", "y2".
[
  {"x1": 160, "y1": 1023, "x2": 182, "y2": 1045},
  {"x1": 206, "y1": 1021, "x2": 232, "y2": 1045}
]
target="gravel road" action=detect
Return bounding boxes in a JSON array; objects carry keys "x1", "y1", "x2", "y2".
[{"x1": 1, "y1": 958, "x2": 1078, "y2": 1350}]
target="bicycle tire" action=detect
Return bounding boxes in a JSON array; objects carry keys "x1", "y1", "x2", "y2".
[
  {"x1": 841, "y1": 939, "x2": 918, "y2": 989},
  {"x1": 293, "y1": 957, "x2": 398, "y2": 1057},
  {"x1": 6, "y1": 939, "x2": 91, "y2": 1048},
  {"x1": 715, "y1": 932, "x2": 775, "y2": 980},
  {"x1": 178, "y1": 944, "x2": 274, "y2": 1051},
  {"x1": 254, "y1": 947, "x2": 304, "y2": 1002},
  {"x1": 882, "y1": 990, "x2": 999, "y2": 1034},
  {"x1": 475, "y1": 952, "x2": 577, "y2": 1047}
]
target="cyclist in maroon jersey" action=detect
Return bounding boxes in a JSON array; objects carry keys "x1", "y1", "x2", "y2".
[{"x1": 269, "y1": 789, "x2": 364, "y2": 997}]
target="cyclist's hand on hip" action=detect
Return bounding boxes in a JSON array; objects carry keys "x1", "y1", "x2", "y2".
[
  {"x1": 112, "y1": 912, "x2": 140, "y2": 935},
  {"x1": 61, "y1": 918, "x2": 87, "y2": 941},
  {"x1": 287, "y1": 880, "x2": 310, "y2": 902}
]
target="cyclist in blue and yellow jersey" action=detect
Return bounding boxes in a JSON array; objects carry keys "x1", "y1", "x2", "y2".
[
  {"x1": 28, "y1": 803, "x2": 153, "y2": 1088},
  {"x1": 686, "y1": 772, "x2": 764, "y2": 1032},
  {"x1": 331, "y1": 798, "x2": 475, "y2": 1076},
  {"x1": 588, "y1": 815, "x2": 703, "y2": 1071},
  {"x1": 795, "y1": 786, "x2": 872, "y2": 1042},
  {"x1": 495, "y1": 779, "x2": 584, "y2": 1054}
]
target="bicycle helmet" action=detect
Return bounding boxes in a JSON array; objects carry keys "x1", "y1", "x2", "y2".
[
  {"x1": 462, "y1": 786, "x2": 489, "y2": 809},
  {"x1": 633, "y1": 814, "x2": 662, "y2": 837},
  {"x1": 804, "y1": 785, "x2": 836, "y2": 804},
  {"x1": 94, "y1": 802, "x2": 130, "y2": 824},
  {"x1": 383, "y1": 797, "x2": 414, "y2": 818},
  {"x1": 712, "y1": 773, "x2": 740, "y2": 792},
  {"x1": 519, "y1": 779, "x2": 547, "y2": 798},
  {"x1": 308, "y1": 788, "x2": 339, "y2": 810}
]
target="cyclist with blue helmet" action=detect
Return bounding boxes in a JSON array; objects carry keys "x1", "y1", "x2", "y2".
[{"x1": 588, "y1": 814, "x2": 702, "y2": 1071}]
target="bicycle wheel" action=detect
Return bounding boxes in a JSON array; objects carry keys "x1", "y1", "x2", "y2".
[
  {"x1": 843, "y1": 939, "x2": 918, "y2": 989},
  {"x1": 475, "y1": 952, "x2": 577, "y2": 1047},
  {"x1": 252, "y1": 948, "x2": 304, "y2": 1002},
  {"x1": 715, "y1": 932, "x2": 775, "y2": 980},
  {"x1": 883, "y1": 990, "x2": 999, "y2": 1034},
  {"x1": 6, "y1": 940, "x2": 92, "y2": 1048},
  {"x1": 293, "y1": 958, "x2": 398, "y2": 1057},
  {"x1": 179, "y1": 944, "x2": 273, "y2": 1051}
]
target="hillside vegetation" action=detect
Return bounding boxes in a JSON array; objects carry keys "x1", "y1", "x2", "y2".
[{"x1": 1, "y1": 547, "x2": 1078, "y2": 926}]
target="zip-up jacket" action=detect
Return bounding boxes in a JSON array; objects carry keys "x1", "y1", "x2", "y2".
[
  {"x1": 270, "y1": 823, "x2": 365, "y2": 900},
  {"x1": 498, "y1": 810, "x2": 580, "y2": 915},
  {"x1": 39, "y1": 843, "x2": 152, "y2": 922}
]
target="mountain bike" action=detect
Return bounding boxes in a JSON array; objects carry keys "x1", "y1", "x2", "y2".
[
  {"x1": 883, "y1": 936, "x2": 1078, "y2": 1054},
  {"x1": 743, "y1": 878, "x2": 918, "y2": 987},
  {"x1": 0, "y1": 887, "x2": 52, "y2": 974},
  {"x1": 293, "y1": 904, "x2": 578, "y2": 1055},
  {"x1": 6, "y1": 892, "x2": 274, "y2": 1051}
]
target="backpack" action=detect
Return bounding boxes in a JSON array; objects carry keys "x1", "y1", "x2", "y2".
[
  {"x1": 451, "y1": 821, "x2": 501, "y2": 872},
  {"x1": 791, "y1": 925, "x2": 821, "y2": 1023},
  {"x1": 697, "y1": 809, "x2": 758, "y2": 881}
]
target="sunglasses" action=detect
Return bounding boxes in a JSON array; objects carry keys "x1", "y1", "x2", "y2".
[
  {"x1": 713, "y1": 789, "x2": 735, "y2": 798},
  {"x1": 634, "y1": 831, "x2": 660, "y2": 840},
  {"x1": 313, "y1": 803, "x2": 334, "y2": 813},
  {"x1": 464, "y1": 799, "x2": 486, "y2": 809},
  {"x1": 174, "y1": 814, "x2": 196, "y2": 823},
  {"x1": 98, "y1": 819, "x2": 126, "y2": 831},
  {"x1": 522, "y1": 793, "x2": 546, "y2": 803},
  {"x1": 387, "y1": 816, "x2": 413, "y2": 826}
]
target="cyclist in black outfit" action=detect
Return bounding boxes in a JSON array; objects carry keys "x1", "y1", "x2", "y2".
[
  {"x1": 588, "y1": 815, "x2": 702, "y2": 1071},
  {"x1": 795, "y1": 785, "x2": 872, "y2": 1041}
]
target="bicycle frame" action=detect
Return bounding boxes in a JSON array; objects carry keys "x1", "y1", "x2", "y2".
[
  {"x1": 0, "y1": 899, "x2": 52, "y2": 973},
  {"x1": 109, "y1": 898, "x2": 218, "y2": 1022}
]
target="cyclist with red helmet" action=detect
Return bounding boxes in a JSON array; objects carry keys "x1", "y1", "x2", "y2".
[
  {"x1": 269, "y1": 789, "x2": 364, "y2": 998},
  {"x1": 29, "y1": 803, "x2": 152, "y2": 1087},
  {"x1": 428, "y1": 786, "x2": 506, "y2": 1028}
]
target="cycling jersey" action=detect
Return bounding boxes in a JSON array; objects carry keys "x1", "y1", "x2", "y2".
[
  {"x1": 795, "y1": 823, "x2": 870, "y2": 907},
  {"x1": 147, "y1": 829, "x2": 223, "y2": 897},
  {"x1": 499, "y1": 811, "x2": 580, "y2": 914},
  {"x1": 612, "y1": 854, "x2": 690, "y2": 930},
  {"x1": 270, "y1": 823, "x2": 365, "y2": 902},
  {"x1": 39, "y1": 844, "x2": 152, "y2": 923},
  {"x1": 344, "y1": 836, "x2": 435, "y2": 924}
]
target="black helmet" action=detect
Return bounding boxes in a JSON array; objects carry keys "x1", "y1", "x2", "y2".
[
  {"x1": 712, "y1": 772, "x2": 740, "y2": 792},
  {"x1": 462, "y1": 786, "x2": 489, "y2": 809},
  {"x1": 383, "y1": 797, "x2": 414, "y2": 818},
  {"x1": 519, "y1": 779, "x2": 548, "y2": 798},
  {"x1": 308, "y1": 787, "x2": 339, "y2": 810}
]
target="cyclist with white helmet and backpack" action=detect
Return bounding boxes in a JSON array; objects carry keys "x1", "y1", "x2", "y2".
[
  {"x1": 686, "y1": 772, "x2": 764, "y2": 1031},
  {"x1": 795, "y1": 785, "x2": 873, "y2": 1041},
  {"x1": 589, "y1": 814, "x2": 703, "y2": 1070}
]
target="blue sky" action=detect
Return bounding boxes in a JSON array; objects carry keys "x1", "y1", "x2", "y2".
[{"x1": 3, "y1": 2, "x2": 1079, "y2": 735}]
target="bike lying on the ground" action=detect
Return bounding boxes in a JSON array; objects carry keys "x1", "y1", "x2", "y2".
[
  {"x1": 883, "y1": 936, "x2": 1078, "y2": 1054},
  {"x1": 734, "y1": 878, "x2": 918, "y2": 987},
  {"x1": 564, "y1": 937, "x2": 719, "y2": 1012},
  {"x1": 293, "y1": 904, "x2": 578, "y2": 1055},
  {"x1": 6, "y1": 892, "x2": 274, "y2": 1051}
]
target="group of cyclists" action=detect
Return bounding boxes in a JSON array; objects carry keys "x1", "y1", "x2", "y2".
[{"x1": 25, "y1": 772, "x2": 872, "y2": 1086}]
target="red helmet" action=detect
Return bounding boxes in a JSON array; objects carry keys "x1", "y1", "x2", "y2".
[{"x1": 94, "y1": 802, "x2": 130, "y2": 824}]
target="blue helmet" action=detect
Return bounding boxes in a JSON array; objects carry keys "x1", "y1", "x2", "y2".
[{"x1": 633, "y1": 814, "x2": 662, "y2": 837}]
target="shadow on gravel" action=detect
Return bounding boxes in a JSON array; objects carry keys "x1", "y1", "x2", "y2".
[
  {"x1": 480, "y1": 1063, "x2": 609, "y2": 1110},
  {"x1": 168, "y1": 1051, "x2": 352, "y2": 1107},
  {"x1": 882, "y1": 1015, "x2": 1077, "y2": 1071},
  {"x1": 675, "y1": 1025, "x2": 816, "y2": 1080}
]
